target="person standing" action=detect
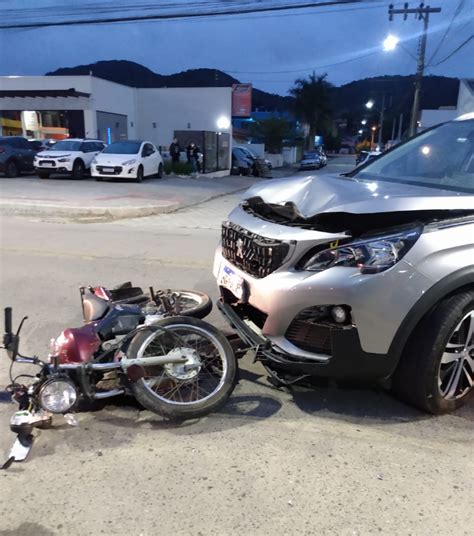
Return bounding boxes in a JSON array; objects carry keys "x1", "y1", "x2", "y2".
[
  {"x1": 187, "y1": 142, "x2": 200, "y2": 176},
  {"x1": 169, "y1": 138, "x2": 181, "y2": 173}
]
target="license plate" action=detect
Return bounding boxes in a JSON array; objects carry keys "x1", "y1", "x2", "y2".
[
  {"x1": 102, "y1": 167, "x2": 114, "y2": 172},
  {"x1": 41, "y1": 162, "x2": 54, "y2": 167},
  {"x1": 218, "y1": 264, "x2": 245, "y2": 300}
]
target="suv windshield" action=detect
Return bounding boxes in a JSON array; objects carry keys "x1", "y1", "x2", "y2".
[
  {"x1": 353, "y1": 119, "x2": 474, "y2": 194},
  {"x1": 51, "y1": 140, "x2": 82, "y2": 151},
  {"x1": 103, "y1": 141, "x2": 141, "y2": 155}
]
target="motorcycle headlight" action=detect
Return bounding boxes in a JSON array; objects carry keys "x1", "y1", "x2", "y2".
[
  {"x1": 39, "y1": 378, "x2": 77, "y2": 413},
  {"x1": 58, "y1": 158, "x2": 70, "y2": 163},
  {"x1": 122, "y1": 159, "x2": 136, "y2": 166},
  {"x1": 301, "y1": 227, "x2": 421, "y2": 274}
]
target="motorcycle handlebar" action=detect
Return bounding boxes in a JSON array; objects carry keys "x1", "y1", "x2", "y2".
[{"x1": 4, "y1": 307, "x2": 12, "y2": 335}]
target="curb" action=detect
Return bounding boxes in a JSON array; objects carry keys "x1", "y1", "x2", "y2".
[{"x1": 0, "y1": 201, "x2": 181, "y2": 220}]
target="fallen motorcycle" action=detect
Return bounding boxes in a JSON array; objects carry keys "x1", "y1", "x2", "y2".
[{"x1": 1, "y1": 303, "x2": 237, "y2": 468}]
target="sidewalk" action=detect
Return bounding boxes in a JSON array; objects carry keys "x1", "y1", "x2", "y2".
[{"x1": 0, "y1": 174, "x2": 265, "y2": 221}]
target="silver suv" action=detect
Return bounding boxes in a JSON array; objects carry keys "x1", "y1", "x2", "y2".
[{"x1": 214, "y1": 115, "x2": 474, "y2": 414}]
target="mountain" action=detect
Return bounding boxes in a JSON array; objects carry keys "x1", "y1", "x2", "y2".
[
  {"x1": 47, "y1": 60, "x2": 293, "y2": 111},
  {"x1": 47, "y1": 60, "x2": 459, "y2": 123}
]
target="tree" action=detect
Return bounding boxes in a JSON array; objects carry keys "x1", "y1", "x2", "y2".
[
  {"x1": 251, "y1": 117, "x2": 291, "y2": 154},
  {"x1": 289, "y1": 72, "x2": 333, "y2": 150}
]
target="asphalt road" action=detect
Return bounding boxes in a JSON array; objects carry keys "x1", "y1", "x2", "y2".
[{"x1": 0, "y1": 159, "x2": 472, "y2": 536}]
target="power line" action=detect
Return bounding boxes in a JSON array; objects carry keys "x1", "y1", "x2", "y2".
[
  {"x1": 225, "y1": 50, "x2": 375, "y2": 74},
  {"x1": 426, "y1": 0, "x2": 464, "y2": 65},
  {"x1": 429, "y1": 34, "x2": 474, "y2": 66},
  {"x1": 0, "y1": 1, "x2": 380, "y2": 29}
]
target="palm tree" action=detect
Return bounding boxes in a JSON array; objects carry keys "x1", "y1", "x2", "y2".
[{"x1": 289, "y1": 72, "x2": 333, "y2": 150}]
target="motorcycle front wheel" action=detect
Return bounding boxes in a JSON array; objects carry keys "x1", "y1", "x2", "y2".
[{"x1": 127, "y1": 317, "x2": 237, "y2": 420}]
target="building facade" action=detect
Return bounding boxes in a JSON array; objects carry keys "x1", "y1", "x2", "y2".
[{"x1": 0, "y1": 75, "x2": 233, "y2": 171}]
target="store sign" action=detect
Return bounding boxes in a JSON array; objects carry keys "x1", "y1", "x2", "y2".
[
  {"x1": 232, "y1": 84, "x2": 252, "y2": 117},
  {"x1": 21, "y1": 111, "x2": 39, "y2": 132}
]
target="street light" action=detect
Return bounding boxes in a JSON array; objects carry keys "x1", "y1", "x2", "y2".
[
  {"x1": 370, "y1": 126, "x2": 377, "y2": 150},
  {"x1": 361, "y1": 119, "x2": 367, "y2": 125},
  {"x1": 366, "y1": 100, "x2": 375, "y2": 110},
  {"x1": 383, "y1": 34, "x2": 399, "y2": 52},
  {"x1": 358, "y1": 129, "x2": 363, "y2": 135}
]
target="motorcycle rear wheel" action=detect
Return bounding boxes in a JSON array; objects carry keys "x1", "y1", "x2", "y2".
[{"x1": 127, "y1": 317, "x2": 237, "y2": 420}]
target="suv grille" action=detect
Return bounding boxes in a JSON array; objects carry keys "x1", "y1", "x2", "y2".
[{"x1": 221, "y1": 222, "x2": 290, "y2": 278}]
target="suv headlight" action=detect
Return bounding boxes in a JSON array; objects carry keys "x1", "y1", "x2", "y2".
[
  {"x1": 58, "y1": 158, "x2": 70, "y2": 162},
  {"x1": 122, "y1": 159, "x2": 136, "y2": 166},
  {"x1": 301, "y1": 227, "x2": 421, "y2": 274}
]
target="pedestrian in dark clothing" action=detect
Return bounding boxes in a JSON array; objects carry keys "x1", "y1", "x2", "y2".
[
  {"x1": 169, "y1": 138, "x2": 181, "y2": 172},
  {"x1": 187, "y1": 142, "x2": 200, "y2": 175}
]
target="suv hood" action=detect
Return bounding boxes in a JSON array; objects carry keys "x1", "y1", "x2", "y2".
[
  {"x1": 243, "y1": 173, "x2": 474, "y2": 235},
  {"x1": 244, "y1": 173, "x2": 474, "y2": 217}
]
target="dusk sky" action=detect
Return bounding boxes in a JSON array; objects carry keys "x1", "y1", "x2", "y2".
[{"x1": 1, "y1": 0, "x2": 473, "y2": 95}]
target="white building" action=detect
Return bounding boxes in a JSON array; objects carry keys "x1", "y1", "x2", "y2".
[
  {"x1": 420, "y1": 79, "x2": 474, "y2": 129},
  {"x1": 0, "y1": 75, "x2": 233, "y2": 173}
]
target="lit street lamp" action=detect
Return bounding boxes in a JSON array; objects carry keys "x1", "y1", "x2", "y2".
[
  {"x1": 371, "y1": 126, "x2": 377, "y2": 149},
  {"x1": 365, "y1": 95, "x2": 386, "y2": 149},
  {"x1": 361, "y1": 119, "x2": 367, "y2": 125},
  {"x1": 358, "y1": 129, "x2": 363, "y2": 135},
  {"x1": 383, "y1": 34, "x2": 399, "y2": 51}
]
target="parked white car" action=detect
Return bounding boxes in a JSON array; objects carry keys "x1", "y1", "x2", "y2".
[
  {"x1": 91, "y1": 140, "x2": 163, "y2": 182},
  {"x1": 34, "y1": 139, "x2": 106, "y2": 179}
]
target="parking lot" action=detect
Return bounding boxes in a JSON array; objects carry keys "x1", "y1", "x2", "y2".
[{"x1": 1, "y1": 157, "x2": 472, "y2": 536}]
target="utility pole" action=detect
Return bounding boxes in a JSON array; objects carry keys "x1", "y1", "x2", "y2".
[
  {"x1": 398, "y1": 112, "x2": 403, "y2": 139},
  {"x1": 389, "y1": 3, "x2": 441, "y2": 137},
  {"x1": 377, "y1": 93, "x2": 386, "y2": 148}
]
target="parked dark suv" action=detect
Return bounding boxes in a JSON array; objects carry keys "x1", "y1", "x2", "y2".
[{"x1": 0, "y1": 136, "x2": 35, "y2": 177}]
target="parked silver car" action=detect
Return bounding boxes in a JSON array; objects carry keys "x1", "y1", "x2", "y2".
[{"x1": 214, "y1": 114, "x2": 474, "y2": 414}]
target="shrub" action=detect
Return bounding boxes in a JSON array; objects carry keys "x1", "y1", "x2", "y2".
[{"x1": 164, "y1": 160, "x2": 193, "y2": 175}]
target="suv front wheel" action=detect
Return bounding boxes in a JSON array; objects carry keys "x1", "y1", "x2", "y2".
[{"x1": 393, "y1": 291, "x2": 473, "y2": 414}]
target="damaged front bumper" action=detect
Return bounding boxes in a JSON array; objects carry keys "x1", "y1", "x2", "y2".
[{"x1": 217, "y1": 299, "x2": 395, "y2": 381}]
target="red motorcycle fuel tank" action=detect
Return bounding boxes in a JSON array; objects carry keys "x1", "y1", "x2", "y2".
[{"x1": 53, "y1": 324, "x2": 101, "y2": 364}]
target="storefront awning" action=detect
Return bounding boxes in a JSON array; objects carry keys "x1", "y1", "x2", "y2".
[{"x1": 0, "y1": 89, "x2": 90, "y2": 98}]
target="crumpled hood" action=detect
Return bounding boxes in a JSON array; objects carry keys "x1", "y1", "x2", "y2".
[{"x1": 243, "y1": 173, "x2": 474, "y2": 218}]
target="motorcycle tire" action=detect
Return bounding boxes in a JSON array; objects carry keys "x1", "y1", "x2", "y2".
[
  {"x1": 148, "y1": 289, "x2": 213, "y2": 319},
  {"x1": 127, "y1": 317, "x2": 237, "y2": 420}
]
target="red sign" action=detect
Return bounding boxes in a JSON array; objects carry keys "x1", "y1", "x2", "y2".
[{"x1": 232, "y1": 84, "x2": 252, "y2": 117}]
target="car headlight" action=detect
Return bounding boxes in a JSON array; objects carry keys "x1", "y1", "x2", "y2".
[
  {"x1": 58, "y1": 158, "x2": 70, "y2": 163},
  {"x1": 122, "y1": 159, "x2": 136, "y2": 166},
  {"x1": 301, "y1": 227, "x2": 421, "y2": 274},
  {"x1": 39, "y1": 378, "x2": 78, "y2": 413}
]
